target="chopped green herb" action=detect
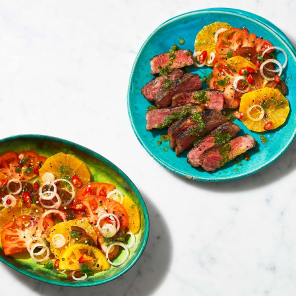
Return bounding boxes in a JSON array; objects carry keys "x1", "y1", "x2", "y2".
[
  {"x1": 15, "y1": 167, "x2": 21, "y2": 173},
  {"x1": 58, "y1": 164, "x2": 71, "y2": 175},
  {"x1": 234, "y1": 168, "x2": 239, "y2": 172},
  {"x1": 219, "y1": 143, "x2": 231, "y2": 166},
  {"x1": 269, "y1": 52, "x2": 277, "y2": 60},
  {"x1": 214, "y1": 132, "x2": 232, "y2": 146},
  {"x1": 193, "y1": 90, "x2": 209, "y2": 104},
  {"x1": 217, "y1": 76, "x2": 229, "y2": 87},
  {"x1": 146, "y1": 105, "x2": 158, "y2": 111},
  {"x1": 70, "y1": 230, "x2": 80, "y2": 239},
  {"x1": 197, "y1": 40, "x2": 206, "y2": 45},
  {"x1": 222, "y1": 40, "x2": 231, "y2": 45},
  {"x1": 160, "y1": 134, "x2": 170, "y2": 142},
  {"x1": 222, "y1": 110, "x2": 236, "y2": 122},
  {"x1": 162, "y1": 79, "x2": 173, "y2": 91},
  {"x1": 202, "y1": 72, "x2": 213, "y2": 87},
  {"x1": 185, "y1": 51, "x2": 191, "y2": 56},
  {"x1": 256, "y1": 54, "x2": 264, "y2": 62},
  {"x1": 260, "y1": 135, "x2": 268, "y2": 144},
  {"x1": 158, "y1": 65, "x2": 170, "y2": 76},
  {"x1": 157, "y1": 141, "x2": 162, "y2": 146},
  {"x1": 104, "y1": 230, "x2": 126, "y2": 246},
  {"x1": 44, "y1": 261, "x2": 54, "y2": 270},
  {"x1": 80, "y1": 263, "x2": 93, "y2": 275},
  {"x1": 20, "y1": 156, "x2": 28, "y2": 165},
  {"x1": 226, "y1": 50, "x2": 233, "y2": 58},
  {"x1": 168, "y1": 44, "x2": 180, "y2": 60},
  {"x1": 24, "y1": 167, "x2": 33, "y2": 174},
  {"x1": 163, "y1": 147, "x2": 169, "y2": 152},
  {"x1": 179, "y1": 38, "x2": 185, "y2": 45}
]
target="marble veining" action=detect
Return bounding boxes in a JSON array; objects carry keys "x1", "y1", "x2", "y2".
[{"x1": 0, "y1": 0, "x2": 296, "y2": 295}]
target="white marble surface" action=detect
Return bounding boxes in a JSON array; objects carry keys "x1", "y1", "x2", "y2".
[{"x1": 0, "y1": 0, "x2": 296, "y2": 295}]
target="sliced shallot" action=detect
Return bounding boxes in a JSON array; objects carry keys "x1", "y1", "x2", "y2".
[
  {"x1": 39, "y1": 209, "x2": 67, "y2": 231},
  {"x1": 2, "y1": 195, "x2": 17, "y2": 208},
  {"x1": 106, "y1": 242, "x2": 129, "y2": 266},
  {"x1": 97, "y1": 213, "x2": 120, "y2": 237},
  {"x1": 260, "y1": 59, "x2": 282, "y2": 81},
  {"x1": 53, "y1": 179, "x2": 75, "y2": 206},
  {"x1": 125, "y1": 232, "x2": 136, "y2": 249},
  {"x1": 106, "y1": 189, "x2": 123, "y2": 204},
  {"x1": 72, "y1": 272, "x2": 87, "y2": 281},
  {"x1": 233, "y1": 76, "x2": 250, "y2": 93},
  {"x1": 207, "y1": 52, "x2": 215, "y2": 65},
  {"x1": 214, "y1": 28, "x2": 228, "y2": 43},
  {"x1": 29, "y1": 243, "x2": 50, "y2": 262},
  {"x1": 262, "y1": 46, "x2": 287, "y2": 71},
  {"x1": 39, "y1": 191, "x2": 61, "y2": 209},
  {"x1": 7, "y1": 179, "x2": 22, "y2": 195},
  {"x1": 39, "y1": 181, "x2": 57, "y2": 200},
  {"x1": 247, "y1": 105, "x2": 265, "y2": 122}
]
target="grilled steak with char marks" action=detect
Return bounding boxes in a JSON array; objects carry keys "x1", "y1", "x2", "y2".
[
  {"x1": 187, "y1": 122, "x2": 240, "y2": 167},
  {"x1": 200, "y1": 134, "x2": 256, "y2": 171},
  {"x1": 175, "y1": 110, "x2": 227, "y2": 156},
  {"x1": 141, "y1": 69, "x2": 183, "y2": 102},
  {"x1": 171, "y1": 89, "x2": 224, "y2": 110},
  {"x1": 145, "y1": 104, "x2": 204, "y2": 131},
  {"x1": 150, "y1": 50, "x2": 194, "y2": 75},
  {"x1": 155, "y1": 73, "x2": 202, "y2": 108}
]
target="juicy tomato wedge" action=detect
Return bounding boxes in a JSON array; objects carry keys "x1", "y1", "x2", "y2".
[
  {"x1": 0, "y1": 152, "x2": 19, "y2": 176},
  {"x1": 71, "y1": 176, "x2": 82, "y2": 188},
  {"x1": 76, "y1": 182, "x2": 115, "y2": 200},
  {"x1": 22, "y1": 192, "x2": 32, "y2": 208},
  {"x1": 264, "y1": 121, "x2": 273, "y2": 131},
  {"x1": 0, "y1": 178, "x2": 8, "y2": 188},
  {"x1": 42, "y1": 217, "x2": 55, "y2": 238},
  {"x1": 1, "y1": 215, "x2": 37, "y2": 256}
]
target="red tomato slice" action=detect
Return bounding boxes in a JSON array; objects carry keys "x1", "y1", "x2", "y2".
[
  {"x1": 0, "y1": 152, "x2": 19, "y2": 177},
  {"x1": 1, "y1": 215, "x2": 37, "y2": 256},
  {"x1": 76, "y1": 182, "x2": 115, "y2": 199},
  {"x1": 42, "y1": 217, "x2": 55, "y2": 238}
]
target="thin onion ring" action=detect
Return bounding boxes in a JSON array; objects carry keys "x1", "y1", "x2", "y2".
[
  {"x1": 207, "y1": 52, "x2": 215, "y2": 65},
  {"x1": 260, "y1": 59, "x2": 282, "y2": 81},
  {"x1": 262, "y1": 46, "x2": 287, "y2": 71},
  {"x1": 247, "y1": 105, "x2": 265, "y2": 122},
  {"x1": 97, "y1": 214, "x2": 120, "y2": 235},
  {"x1": 125, "y1": 232, "x2": 136, "y2": 249},
  {"x1": 233, "y1": 76, "x2": 250, "y2": 93},
  {"x1": 72, "y1": 272, "x2": 87, "y2": 281},
  {"x1": 2, "y1": 195, "x2": 17, "y2": 208},
  {"x1": 26, "y1": 237, "x2": 46, "y2": 255},
  {"x1": 39, "y1": 182, "x2": 57, "y2": 200},
  {"x1": 106, "y1": 243, "x2": 129, "y2": 266},
  {"x1": 39, "y1": 191, "x2": 61, "y2": 209},
  {"x1": 193, "y1": 51, "x2": 206, "y2": 68},
  {"x1": 29, "y1": 243, "x2": 50, "y2": 262},
  {"x1": 214, "y1": 28, "x2": 228, "y2": 43},
  {"x1": 39, "y1": 209, "x2": 67, "y2": 231},
  {"x1": 53, "y1": 179, "x2": 75, "y2": 206},
  {"x1": 7, "y1": 179, "x2": 22, "y2": 195},
  {"x1": 106, "y1": 189, "x2": 123, "y2": 204}
]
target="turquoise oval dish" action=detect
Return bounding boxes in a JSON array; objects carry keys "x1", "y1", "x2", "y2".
[
  {"x1": 127, "y1": 8, "x2": 296, "y2": 182},
  {"x1": 0, "y1": 134, "x2": 149, "y2": 287}
]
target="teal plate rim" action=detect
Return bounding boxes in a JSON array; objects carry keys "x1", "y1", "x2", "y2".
[
  {"x1": 0, "y1": 134, "x2": 150, "y2": 287},
  {"x1": 127, "y1": 7, "x2": 296, "y2": 182}
]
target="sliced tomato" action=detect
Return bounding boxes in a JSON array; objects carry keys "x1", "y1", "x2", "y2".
[
  {"x1": 1, "y1": 215, "x2": 37, "y2": 256},
  {"x1": 98, "y1": 233, "x2": 119, "y2": 259},
  {"x1": 0, "y1": 152, "x2": 19, "y2": 177},
  {"x1": 76, "y1": 182, "x2": 115, "y2": 199},
  {"x1": 42, "y1": 217, "x2": 55, "y2": 238}
]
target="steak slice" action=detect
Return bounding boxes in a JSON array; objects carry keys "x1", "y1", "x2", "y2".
[
  {"x1": 141, "y1": 69, "x2": 184, "y2": 102},
  {"x1": 200, "y1": 135, "x2": 256, "y2": 172},
  {"x1": 171, "y1": 89, "x2": 224, "y2": 110},
  {"x1": 145, "y1": 104, "x2": 204, "y2": 131},
  {"x1": 150, "y1": 50, "x2": 194, "y2": 75},
  {"x1": 175, "y1": 110, "x2": 227, "y2": 156},
  {"x1": 155, "y1": 73, "x2": 202, "y2": 108},
  {"x1": 187, "y1": 122, "x2": 241, "y2": 167}
]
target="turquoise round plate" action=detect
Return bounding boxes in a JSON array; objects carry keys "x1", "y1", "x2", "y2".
[
  {"x1": 0, "y1": 135, "x2": 149, "y2": 286},
  {"x1": 127, "y1": 8, "x2": 296, "y2": 182}
]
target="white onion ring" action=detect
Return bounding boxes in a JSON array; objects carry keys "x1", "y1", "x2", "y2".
[
  {"x1": 214, "y1": 28, "x2": 228, "y2": 43},
  {"x1": 72, "y1": 272, "x2": 87, "y2": 281},
  {"x1": 247, "y1": 104, "x2": 265, "y2": 122},
  {"x1": 29, "y1": 243, "x2": 50, "y2": 262},
  {"x1": 207, "y1": 52, "x2": 215, "y2": 65},
  {"x1": 97, "y1": 214, "x2": 120, "y2": 235},
  {"x1": 101, "y1": 223, "x2": 118, "y2": 238},
  {"x1": 7, "y1": 179, "x2": 22, "y2": 195},
  {"x1": 193, "y1": 51, "x2": 206, "y2": 68},
  {"x1": 53, "y1": 179, "x2": 75, "y2": 206},
  {"x1": 2, "y1": 195, "x2": 17, "y2": 208},
  {"x1": 106, "y1": 243, "x2": 129, "y2": 266},
  {"x1": 260, "y1": 59, "x2": 282, "y2": 81},
  {"x1": 262, "y1": 46, "x2": 287, "y2": 72},
  {"x1": 39, "y1": 181, "x2": 57, "y2": 200},
  {"x1": 125, "y1": 232, "x2": 136, "y2": 249},
  {"x1": 106, "y1": 189, "x2": 123, "y2": 204},
  {"x1": 233, "y1": 76, "x2": 250, "y2": 93},
  {"x1": 51, "y1": 234, "x2": 66, "y2": 248},
  {"x1": 39, "y1": 191, "x2": 61, "y2": 209},
  {"x1": 39, "y1": 209, "x2": 66, "y2": 232},
  {"x1": 26, "y1": 237, "x2": 46, "y2": 255}
]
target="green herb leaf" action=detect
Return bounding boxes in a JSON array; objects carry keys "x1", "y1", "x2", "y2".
[
  {"x1": 217, "y1": 76, "x2": 229, "y2": 87},
  {"x1": 214, "y1": 132, "x2": 232, "y2": 146},
  {"x1": 226, "y1": 50, "x2": 233, "y2": 58},
  {"x1": 260, "y1": 135, "x2": 268, "y2": 144},
  {"x1": 146, "y1": 105, "x2": 158, "y2": 111},
  {"x1": 160, "y1": 134, "x2": 170, "y2": 142}
]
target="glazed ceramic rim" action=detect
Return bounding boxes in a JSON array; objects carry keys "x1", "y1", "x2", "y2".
[
  {"x1": 127, "y1": 8, "x2": 296, "y2": 182},
  {"x1": 0, "y1": 134, "x2": 150, "y2": 287}
]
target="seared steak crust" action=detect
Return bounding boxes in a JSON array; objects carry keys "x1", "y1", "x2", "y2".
[
  {"x1": 145, "y1": 104, "x2": 204, "y2": 131},
  {"x1": 200, "y1": 134, "x2": 256, "y2": 171},
  {"x1": 175, "y1": 110, "x2": 227, "y2": 156},
  {"x1": 141, "y1": 69, "x2": 183, "y2": 102},
  {"x1": 187, "y1": 122, "x2": 241, "y2": 167},
  {"x1": 150, "y1": 50, "x2": 194, "y2": 75},
  {"x1": 171, "y1": 89, "x2": 224, "y2": 110},
  {"x1": 155, "y1": 73, "x2": 202, "y2": 108}
]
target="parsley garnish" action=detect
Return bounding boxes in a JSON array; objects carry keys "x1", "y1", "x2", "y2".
[{"x1": 217, "y1": 76, "x2": 229, "y2": 87}]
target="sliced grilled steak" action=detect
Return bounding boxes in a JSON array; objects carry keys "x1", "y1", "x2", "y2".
[
  {"x1": 155, "y1": 73, "x2": 202, "y2": 108},
  {"x1": 201, "y1": 135, "x2": 256, "y2": 172},
  {"x1": 187, "y1": 122, "x2": 241, "y2": 167},
  {"x1": 171, "y1": 89, "x2": 224, "y2": 110},
  {"x1": 150, "y1": 50, "x2": 194, "y2": 75},
  {"x1": 141, "y1": 69, "x2": 184, "y2": 102},
  {"x1": 145, "y1": 104, "x2": 204, "y2": 131},
  {"x1": 175, "y1": 110, "x2": 227, "y2": 156}
]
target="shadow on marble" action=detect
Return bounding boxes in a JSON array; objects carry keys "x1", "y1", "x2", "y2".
[
  {"x1": 168, "y1": 139, "x2": 296, "y2": 193},
  {"x1": 3, "y1": 193, "x2": 172, "y2": 296}
]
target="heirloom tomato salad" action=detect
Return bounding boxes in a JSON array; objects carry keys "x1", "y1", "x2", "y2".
[{"x1": 0, "y1": 151, "x2": 141, "y2": 281}]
